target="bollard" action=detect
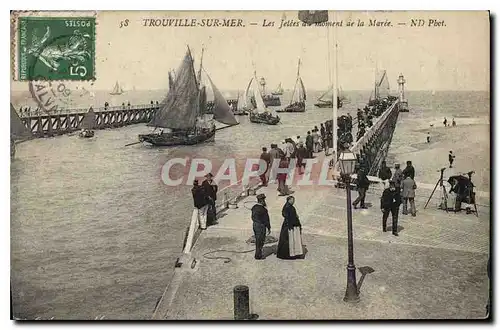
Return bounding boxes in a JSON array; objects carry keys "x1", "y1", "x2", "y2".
[
  {"x1": 233, "y1": 285, "x2": 250, "y2": 320},
  {"x1": 224, "y1": 192, "x2": 230, "y2": 209}
]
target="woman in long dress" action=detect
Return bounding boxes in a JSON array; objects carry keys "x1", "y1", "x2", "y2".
[{"x1": 277, "y1": 196, "x2": 304, "y2": 259}]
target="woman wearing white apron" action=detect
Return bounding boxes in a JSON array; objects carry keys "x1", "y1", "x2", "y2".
[{"x1": 277, "y1": 196, "x2": 304, "y2": 259}]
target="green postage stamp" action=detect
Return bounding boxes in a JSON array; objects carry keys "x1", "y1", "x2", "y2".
[{"x1": 18, "y1": 16, "x2": 96, "y2": 81}]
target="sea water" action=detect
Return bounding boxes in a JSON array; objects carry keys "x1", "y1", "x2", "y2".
[{"x1": 10, "y1": 90, "x2": 490, "y2": 319}]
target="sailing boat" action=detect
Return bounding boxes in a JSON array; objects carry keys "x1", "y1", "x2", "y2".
[
  {"x1": 248, "y1": 71, "x2": 280, "y2": 125},
  {"x1": 368, "y1": 69, "x2": 391, "y2": 106},
  {"x1": 277, "y1": 59, "x2": 306, "y2": 113},
  {"x1": 10, "y1": 103, "x2": 33, "y2": 158},
  {"x1": 251, "y1": 77, "x2": 281, "y2": 107},
  {"x1": 110, "y1": 81, "x2": 124, "y2": 95},
  {"x1": 314, "y1": 86, "x2": 344, "y2": 109},
  {"x1": 271, "y1": 82, "x2": 284, "y2": 96},
  {"x1": 233, "y1": 91, "x2": 248, "y2": 116},
  {"x1": 338, "y1": 86, "x2": 350, "y2": 104},
  {"x1": 79, "y1": 108, "x2": 96, "y2": 138},
  {"x1": 138, "y1": 47, "x2": 238, "y2": 146}
]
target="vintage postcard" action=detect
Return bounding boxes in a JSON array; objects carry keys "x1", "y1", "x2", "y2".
[{"x1": 10, "y1": 10, "x2": 490, "y2": 320}]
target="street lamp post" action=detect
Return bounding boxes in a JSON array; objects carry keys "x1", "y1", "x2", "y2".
[{"x1": 339, "y1": 151, "x2": 360, "y2": 303}]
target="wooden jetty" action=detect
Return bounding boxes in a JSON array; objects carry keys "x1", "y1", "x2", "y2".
[{"x1": 17, "y1": 99, "x2": 238, "y2": 138}]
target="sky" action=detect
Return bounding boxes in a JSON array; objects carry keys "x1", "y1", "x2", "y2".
[{"x1": 11, "y1": 10, "x2": 490, "y2": 92}]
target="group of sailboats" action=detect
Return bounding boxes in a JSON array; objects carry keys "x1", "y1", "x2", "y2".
[
  {"x1": 251, "y1": 77, "x2": 281, "y2": 107},
  {"x1": 246, "y1": 71, "x2": 281, "y2": 125},
  {"x1": 138, "y1": 47, "x2": 239, "y2": 146}
]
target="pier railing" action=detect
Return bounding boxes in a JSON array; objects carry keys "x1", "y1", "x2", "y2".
[
  {"x1": 350, "y1": 100, "x2": 400, "y2": 176},
  {"x1": 182, "y1": 177, "x2": 261, "y2": 255},
  {"x1": 17, "y1": 99, "x2": 238, "y2": 138},
  {"x1": 350, "y1": 100, "x2": 398, "y2": 155},
  {"x1": 18, "y1": 99, "x2": 238, "y2": 118}
]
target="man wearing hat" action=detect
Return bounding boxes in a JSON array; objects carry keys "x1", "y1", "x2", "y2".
[
  {"x1": 392, "y1": 163, "x2": 403, "y2": 191},
  {"x1": 251, "y1": 194, "x2": 271, "y2": 260},
  {"x1": 202, "y1": 173, "x2": 218, "y2": 226},
  {"x1": 380, "y1": 180, "x2": 402, "y2": 236},
  {"x1": 269, "y1": 144, "x2": 281, "y2": 184},
  {"x1": 192, "y1": 180, "x2": 208, "y2": 229}
]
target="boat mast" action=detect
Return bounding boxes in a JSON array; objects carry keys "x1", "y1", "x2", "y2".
[
  {"x1": 332, "y1": 11, "x2": 338, "y2": 163},
  {"x1": 197, "y1": 47, "x2": 204, "y2": 89},
  {"x1": 290, "y1": 58, "x2": 301, "y2": 104}
]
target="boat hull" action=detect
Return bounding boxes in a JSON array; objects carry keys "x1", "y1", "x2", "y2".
[
  {"x1": 79, "y1": 130, "x2": 95, "y2": 138},
  {"x1": 138, "y1": 129, "x2": 216, "y2": 146},
  {"x1": 277, "y1": 102, "x2": 305, "y2": 113},
  {"x1": 233, "y1": 110, "x2": 248, "y2": 116},
  {"x1": 271, "y1": 92, "x2": 283, "y2": 96},
  {"x1": 253, "y1": 95, "x2": 281, "y2": 107},
  {"x1": 314, "y1": 99, "x2": 343, "y2": 109},
  {"x1": 249, "y1": 113, "x2": 280, "y2": 125}
]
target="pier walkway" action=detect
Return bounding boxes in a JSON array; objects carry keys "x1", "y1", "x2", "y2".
[
  {"x1": 151, "y1": 100, "x2": 490, "y2": 320},
  {"x1": 154, "y1": 149, "x2": 490, "y2": 320}
]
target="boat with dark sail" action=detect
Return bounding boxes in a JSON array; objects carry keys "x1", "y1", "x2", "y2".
[
  {"x1": 247, "y1": 72, "x2": 280, "y2": 125},
  {"x1": 314, "y1": 86, "x2": 344, "y2": 109},
  {"x1": 368, "y1": 69, "x2": 391, "y2": 106},
  {"x1": 251, "y1": 77, "x2": 281, "y2": 107},
  {"x1": 277, "y1": 59, "x2": 306, "y2": 113},
  {"x1": 138, "y1": 47, "x2": 238, "y2": 146},
  {"x1": 11, "y1": 103, "x2": 33, "y2": 158},
  {"x1": 79, "y1": 107, "x2": 96, "y2": 138},
  {"x1": 271, "y1": 82, "x2": 284, "y2": 96},
  {"x1": 110, "y1": 81, "x2": 124, "y2": 95}
]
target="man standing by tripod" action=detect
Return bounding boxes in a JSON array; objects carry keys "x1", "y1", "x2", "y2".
[{"x1": 402, "y1": 173, "x2": 417, "y2": 216}]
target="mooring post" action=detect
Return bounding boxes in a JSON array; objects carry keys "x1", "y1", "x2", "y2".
[
  {"x1": 233, "y1": 285, "x2": 250, "y2": 320},
  {"x1": 224, "y1": 191, "x2": 229, "y2": 209}
]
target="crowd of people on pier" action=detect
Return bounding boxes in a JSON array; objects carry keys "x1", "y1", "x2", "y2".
[
  {"x1": 372, "y1": 160, "x2": 418, "y2": 236},
  {"x1": 355, "y1": 96, "x2": 397, "y2": 142},
  {"x1": 190, "y1": 96, "x2": 411, "y2": 258}
]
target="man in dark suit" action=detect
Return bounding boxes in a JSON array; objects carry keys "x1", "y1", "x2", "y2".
[
  {"x1": 202, "y1": 173, "x2": 218, "y2": 226},
  {"x1": 305, "y1": 131, "x2": 314, "y2": 158},
  {"x1": 402, "y1": 160, "x2": 415, "y2": 180},
  {"x1": 353, "y1": 168, "x2": 370, "y2": 209},
  {"x1": 380, "y1": 180, "x2": 402, "y2": 236},
  {"x1": 251, "y1": 194, "x2": 271, "y2": 260},
  {"x1": 191, "y1": 180, "x2": 208, "y2": 229}
]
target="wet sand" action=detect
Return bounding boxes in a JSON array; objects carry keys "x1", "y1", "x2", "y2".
[{"x1": 388, "y1": 115, "x2": 490, "y2": 193}]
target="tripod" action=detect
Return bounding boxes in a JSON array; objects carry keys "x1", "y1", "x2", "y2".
[{"x1": 424, "y1": 167, "x2": 448, "y2": 211}]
